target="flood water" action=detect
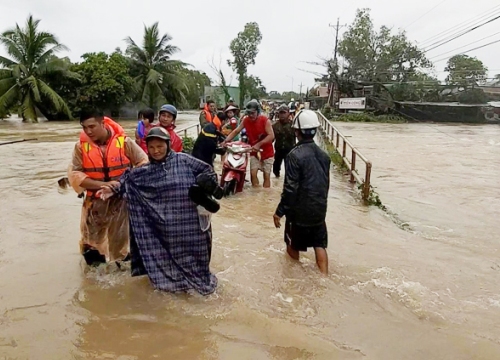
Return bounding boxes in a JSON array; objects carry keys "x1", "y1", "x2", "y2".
[{"x1": 0, "y1": 114, "x2": 499, "y2": 359}]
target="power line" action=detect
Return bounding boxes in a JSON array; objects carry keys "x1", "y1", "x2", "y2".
[
  {"x1": 418, "y1": 4, "x2": 500, "y2": 47},
  {"x1": 428, "y1": 31, "x2": 500, "y2": 60},
  {"x1": 433, "y1": 38, "x2": 500, "y2": 63},
  {"x1": 423, "y1": 14, "x2": 500, "y2": 53},
  {"x1": 404, "y1": 0, "x2": 448, "y2": 30}
]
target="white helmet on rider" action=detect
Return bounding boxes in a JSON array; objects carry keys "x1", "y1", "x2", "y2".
[{"x1": 292, "y1": 109, "x2": 320, "y2": 137}]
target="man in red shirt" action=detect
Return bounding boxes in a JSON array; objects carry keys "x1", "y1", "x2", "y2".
[{"x1": 223, "y1": 100, "x2": 275, "y2": 188}]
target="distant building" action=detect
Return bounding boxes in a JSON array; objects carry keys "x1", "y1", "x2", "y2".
[{"x1": 201, "y1": 86, "x2": 245, "y2": 109}]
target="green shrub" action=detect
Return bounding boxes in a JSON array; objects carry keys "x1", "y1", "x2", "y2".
[
  {"x1": 329, "y1": 112, "x2": 407, "y2": 123},
  {"x1": 182, "y1": 136, "x2": 195, "y2": 154}
]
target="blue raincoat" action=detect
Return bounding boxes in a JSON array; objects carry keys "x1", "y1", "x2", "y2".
[{"x1": 119, "y1": 152, "x2": 218, "y2": 295}]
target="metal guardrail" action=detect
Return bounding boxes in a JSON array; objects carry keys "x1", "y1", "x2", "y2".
[
  {"x1": 316, "y1": 110, "x2": 372, "y2": 200},
  {"x1": 176, "y1": 123, "x2": 201, "y2": 137}
]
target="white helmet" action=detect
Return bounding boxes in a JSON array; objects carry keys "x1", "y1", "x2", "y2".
[{"x1": 292, "y1": 109, "x2": 320, "y2": 130}]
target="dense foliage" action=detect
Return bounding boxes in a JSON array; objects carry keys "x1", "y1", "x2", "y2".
[{"x1": 0, "y1": 16, "x2": 215, "y2": 121}]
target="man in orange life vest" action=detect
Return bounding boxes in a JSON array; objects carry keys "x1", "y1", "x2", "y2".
[
  {"x1": 199, "y1": 100, "x2": 222, "y2": 130},
  {"x1": 223, "y1": 100, "x2": 275, "y2": 188},
  {"x1": 68, "y1": 110, "x2": 148, "y2": 266}
]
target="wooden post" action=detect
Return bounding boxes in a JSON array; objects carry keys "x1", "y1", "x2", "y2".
[{"x1": 350, "y1": 151, "x2": 356, "y2": 183}]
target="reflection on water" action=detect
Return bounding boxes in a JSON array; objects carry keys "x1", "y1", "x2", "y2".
[{"x1": 1, "y1": 114, "x2": 500, "y2": 359}]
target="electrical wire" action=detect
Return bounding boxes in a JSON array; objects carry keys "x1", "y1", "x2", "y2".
[
  {"x1": 404, "y1": 0, "x2": 448, "y2": 30},
  {"x1": 428, "y1": 31, "x2": 500, "y2": 60},
  {"x1": 418, "y1": 4, "x2": 500, "y2": 47},
  {"x1": 433, "y1": 38, "x2": 500, "y2": 63},
  {"x1": 424, "y1": 14, "x2": 500, "y2": 53}
]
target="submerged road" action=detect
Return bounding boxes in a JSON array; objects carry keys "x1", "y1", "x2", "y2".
[{"x1": 0, "y1": 114, "x2": 499, "y2": 359}]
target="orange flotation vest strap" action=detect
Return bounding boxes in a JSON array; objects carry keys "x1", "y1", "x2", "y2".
[
  {"x1": 203, "y1": 107, "x2": 222, "y2": 130},
  {"x1": 80, "y1": 117, "x2": 131, "y2": 198}
]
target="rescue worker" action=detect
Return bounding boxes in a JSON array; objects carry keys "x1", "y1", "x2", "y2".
[
  {"x1": 223, "y1": 100, "x2": 275, "y2": 188},
  {"x1": 135, "y1": 107, "x2": 155, "y2": 153},
  {"x1": 191, "y1": 123, "x2": 226, "y2": 167},
  {"x1": 156, "y1": 104, "x2": 183, "y2": 153},
  {"x1": 272, "y1": 104, "x2": 296, "y2": 178},
  {"x1": 68, "y1": 110, "x2": 148, "y2": 265},
  {"x1": 200, "y1": 100, "x2": 222, "y2": 130},
  {"x1": 98, "y1": 127, "x2": 220, "y2": 295},
  {"x1": 273, "y1": 110, "x2": 331, "y2": 275}
]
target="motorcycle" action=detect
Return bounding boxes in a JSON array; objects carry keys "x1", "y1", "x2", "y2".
[{"x1": 220, "y1": 141, "x2": 252, "y2": 196}]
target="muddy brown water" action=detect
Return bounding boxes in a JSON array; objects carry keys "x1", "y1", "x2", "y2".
[{"x1": 0, "y1": 114, "x2": 499, "y2": 359}]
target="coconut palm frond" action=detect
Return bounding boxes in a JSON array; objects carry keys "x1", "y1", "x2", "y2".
[
  {"x1": 20, "y1": 92, "x2": 38, "y2": 122},
  {"x1": 23, "y1": 76, "x2": 41, "y2": 102},
  {"x1": 38, "y1": 79, "x2": 71, "y2": 116},
  {"x1": 35, "y1": 44, "x2": 69, "y2": 66},
  {"x1": 0, "y1": 68, "x2": 13, "y2": 79},
  {"x1": 0, "y1": 54, "x2": 17, "y2": 68},
  {"x1": 0, "y1": 77, "x2": 16, "y2": 94},
  {"x1": 0, "y1": 83, "x2": 19, "y2": 112}
]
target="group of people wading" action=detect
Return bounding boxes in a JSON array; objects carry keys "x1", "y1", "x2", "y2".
[{"x1": 68, "y1": 100, "x2": 331, "y2": 295}]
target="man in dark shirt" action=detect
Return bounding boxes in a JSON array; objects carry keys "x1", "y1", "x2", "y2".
[
  {"x1": 272, "y1": 105, "x2": 296, "y2": 177},
  {"x1": 273, "y1": 110, "x2": 331, "y2": 275},
  {"x1": 191, "y1": 123, "x2": 226, "y2": 167}
]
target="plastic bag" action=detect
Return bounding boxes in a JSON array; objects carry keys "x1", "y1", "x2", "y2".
[{"x1": 197, "y1": 205, "x2": 212, "y2": 232}]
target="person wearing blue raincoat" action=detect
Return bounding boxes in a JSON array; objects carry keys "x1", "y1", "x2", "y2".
[{"x1": 99, "y1": 127, "x2": 221, "y2": 295}]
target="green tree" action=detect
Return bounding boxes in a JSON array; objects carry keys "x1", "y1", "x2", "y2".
[
  {"x1": 209, "y1": 54, "x2": 233, "y2": 104},
  {"x1": 338, "y1": 9, "x2": 431, "y2": 84},
  {"x1": 74, "y1": 51, "x2": 133, "y2": 115},
  {"x1": 457, "y1": 88, "x2": 487, "y2": 104},
  {"x1": 281, "y1": 91, "x2": 300, "y2": 102},
  {"x1": 228, "y1": 22, "x2": 262, "y2": 108},
  {"x1": 245, "y1": 75, "x2": 267, "y2": 100},
  {"x1": 179, "y1": 68, "x2": 211, "y2": 109},
  {"x1": 445, "y1": 54, "x2": 487, "y2": 89},
  {"x1": 125, "y1": 22, "x2": 187, "y2": 110},
  {"x1": 40, "y1": 56, "x2": 81, "y2": 119},
  {"x1": 390, "y1": 73, "x2": 440, "y2": 101},
  {"x1": 0, "y1": 15, "x2": 78, "y2": 121}
]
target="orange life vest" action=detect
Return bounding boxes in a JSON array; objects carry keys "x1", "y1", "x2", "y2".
[
  {"x1": 80, "y1": 117, "x2": 131, "y2": 198},
  {"x1": 203, "y1": 106, "x2": 222, "y2": 130}
]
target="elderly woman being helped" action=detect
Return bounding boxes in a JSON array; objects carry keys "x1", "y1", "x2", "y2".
[{"x1": 99, "y1": 127, "x2": 220, "y2": 295}]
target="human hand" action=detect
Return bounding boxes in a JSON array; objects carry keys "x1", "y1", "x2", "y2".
[
  {"x1": 273, "y1": 214, "x2": 282, "y2": 228},
  {"x1": 106, "y1": 180, "x2": 120, "y2": 189},
  {"x1": 96, "y1": 186, "x2": 115, "y2": 201},
  {"x1": 252, "y1": 143, "x2": 261, "y2": 152}
]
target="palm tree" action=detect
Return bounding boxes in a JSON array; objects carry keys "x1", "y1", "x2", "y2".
[
  {"x1": 0, "y1": 15, "x2": 78, "y2": 121},
  {"x1": 125, "y1": 23, "x2": 188, "y2": 109}
]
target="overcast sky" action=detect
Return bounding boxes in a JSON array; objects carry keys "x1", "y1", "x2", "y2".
[{"x1": 1, "y1": 0, "x2": 499, "y2": 92}]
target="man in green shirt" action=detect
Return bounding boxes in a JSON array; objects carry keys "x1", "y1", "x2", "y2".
[{"x1": 272, "y1": 105, "x2": 296, "y2": 177}]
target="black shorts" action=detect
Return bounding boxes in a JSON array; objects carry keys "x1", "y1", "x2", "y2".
[{"x1": 284, "y1": 221, "x2": 328, "y2": 252}]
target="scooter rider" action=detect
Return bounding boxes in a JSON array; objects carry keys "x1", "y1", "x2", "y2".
[{"x1": 223, "y1": 100, "x2": 275, "y2": 188}]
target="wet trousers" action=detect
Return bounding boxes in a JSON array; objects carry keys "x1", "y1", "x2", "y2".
[
  {"x1": 273, "y1": 147, "x2": 293, "y2": 176},
  {"x1": 79, "y1": 196, "x2": 129, "y2": 262}
]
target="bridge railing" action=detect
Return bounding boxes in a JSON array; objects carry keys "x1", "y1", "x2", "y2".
[
  {"x1": 316, "y1": 111, "x2": 372, "y2": 200},
  {"x1": 176, "y1": 123, "x2": 201, "y2": 138}
]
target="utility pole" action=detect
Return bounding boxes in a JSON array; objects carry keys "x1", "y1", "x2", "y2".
[
  {"x1": 298, "y1": 82, "x2": 304, "y2": 101},
  {"x1": 328, "y1": 18, "x2": 346, "y2": 108}
]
